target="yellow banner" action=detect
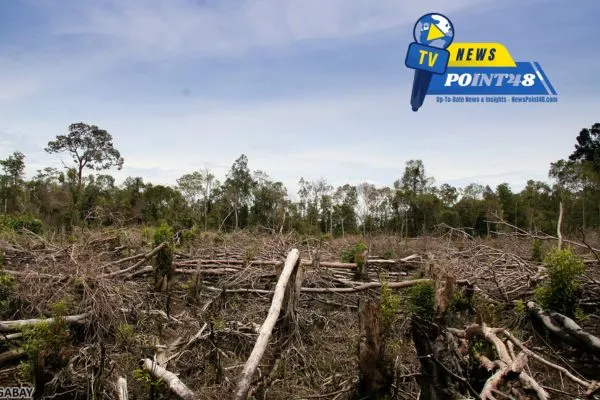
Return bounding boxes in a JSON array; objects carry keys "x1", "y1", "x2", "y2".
[{"x1": 447, "y1": 43, "x2": 516, "y2": 67}]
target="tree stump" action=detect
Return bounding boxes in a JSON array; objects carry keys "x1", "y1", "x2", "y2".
[{"x1": 356, "y1": 298, "x2": 394, "y2": 399}]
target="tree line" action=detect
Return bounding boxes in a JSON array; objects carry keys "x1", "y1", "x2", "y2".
[{"x1": 1, "y1": 122, "x2": 600, "y2": 237}]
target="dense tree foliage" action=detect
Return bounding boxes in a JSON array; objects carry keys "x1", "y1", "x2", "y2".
[{"x1": 2, "y1": 122, "x2": 600, "y2": 237}]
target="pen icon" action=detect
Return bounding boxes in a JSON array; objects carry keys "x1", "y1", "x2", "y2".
[{"x1": 405, "y1": 13, "x2": 454, "y2": 111}]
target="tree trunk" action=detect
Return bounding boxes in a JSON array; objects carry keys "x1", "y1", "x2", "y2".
[{"x1": 356, "y1": 299, "x2": 393, "y2": 398}]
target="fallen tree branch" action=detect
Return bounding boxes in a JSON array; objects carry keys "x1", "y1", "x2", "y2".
[
  {"x1": 527, "y1": 301, "x2": 600, "y2": 357},
  {"x1": 100, "y1": 242, "x2": 167, "y2": 278},
  {"x1": 0, "y1": 313, "x2": 90, "y2": 333},
  {"x1": 142, "y1": 358, "x2": 196, "y2": 400},
  {"x1": 300, "y1": 279, "x2": 432, "y2": 293},
  {"x1": 234, "y1": 248, "x2": 300, "y2": 400},
  {"x1": 116, "y1": 376, "x2": 128, "y2": 400}
]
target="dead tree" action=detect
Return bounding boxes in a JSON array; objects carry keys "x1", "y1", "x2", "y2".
[
  {"x1": 234, "y1": 248, "x2": 301, "y2": 400},
  {"x1": 411, "y1": 318, "x2": 473, "y2": 400},
  {"x1": 356, "y1": 298, "x2": 394, "y2": 399}
]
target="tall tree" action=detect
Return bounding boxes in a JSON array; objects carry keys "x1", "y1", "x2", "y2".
[
  {"x1": 0, "y1": 151, "x2": 26, "y2": 213},
  {"x1": 223, "y1": 154, "x2": 255, "y2": 229},
  {"x1": 568, "y1": 122, "x2": 600, "y2": 173},
  {"x1": 45, "y1": 123, "x2": 124, "y2": 191}
]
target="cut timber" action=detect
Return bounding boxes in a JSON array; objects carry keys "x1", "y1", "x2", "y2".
[
  {"x1": 357, "y1": 299, "x2": 393, "y2": 398},
  {"x1": 0, "y1": 349, "x2": 26, "y2": 368},
  {"x1": 234, "y1": 248, "x2": 300, "y2": 400},
  {"x1": 527, "y1": 301, "x2": 600, "y2": 356},
  {"x1": 116, "y1": 377, "x2": 128, "y2": 400},
  {"x1": 301, "y1": 279, "x2": 432, "y2": 293},
  {"x1": 142, "y1": 358, "x2": 196, "y2": 400},
  {"x1": 101, "y1": 242, "x2": 167, "y2": 278},
  {"x1": 354, "y1": 248, "x2": 369, "y2": 280},
  {"x1": 0, "y1": 313, "x2": 89, "y2": 333},
  {"x1": 280, "y1": 255, "x2": 303, "y2": 331}
]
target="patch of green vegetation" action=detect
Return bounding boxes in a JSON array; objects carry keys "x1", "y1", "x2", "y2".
[
  {"x1": 532, "y1": 239, "x2": 543, "y2": 262},
  {"x1": 514, "y1": 299, "x2": 526, "y2": 315},
  {"x1": 407, "y1": 281, "x2": 435, "y2": 320},
  {"x1": 340, "y1": 242, "x2": 368, "y2": 263},
  {"x1": 0, "y1": 267, "x2": 15, "y2": 318},
  {"x1": 0, "y1": 214, "x2": 43, "y2": 234},
  {"x1": 115, "y1": 324, "x2": 136, "y2": 349},
  {"x1": 243, "y1": 245, "x2": 258, "y2": 263},
  {"x1": 19, "y1": 311, "x2": 72, "y2": 380},
  {"x1": 449, "y1": 290, "x2": 472, "y2": 312},
  {"x1": 133, "y1": 368, "x2": 164, "y2": 389},
  {"x1": 535, "y1": 246, "x2": 585, "y2": 317},
  {"x1": 379, "y1": 274, "x2": 401, "y2": 337}
]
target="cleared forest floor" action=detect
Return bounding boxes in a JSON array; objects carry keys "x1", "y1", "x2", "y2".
[{"x1": 0, "y1": 228, "x2": 599, "y2": 399}]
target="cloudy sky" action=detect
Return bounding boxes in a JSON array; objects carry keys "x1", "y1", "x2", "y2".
[{"x1": 0, "y1": 0, "x2": 599, "y2": 198}]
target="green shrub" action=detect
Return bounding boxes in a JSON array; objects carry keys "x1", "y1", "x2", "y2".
[
  {"x1": 0, "y1": 268, "x2": 15, "y2": 318},
  {"x1": 115, "y1": 324, "x2": 136, "y2": 349},
  {"x1": 379, "y1": 274, "x2": 401, "y2": 337},
  {"x1": 535, "y1": 247, "x2": 585, "y2": 316},
  {"x1": 0, "y1": 215, "x2": 43, "y2": 234},
  {"x1": 153, "y1": 222, "x2": 173, "y2": 245},
  {"x1": 532, "y1": 239, "x2": 543, "y2": 262},
  {"x1": 340, "y1": 242, "x2": 368, "y2": 263},
  {"x1": 407, "y1": 281, "x2": 435, "y2": 320}
]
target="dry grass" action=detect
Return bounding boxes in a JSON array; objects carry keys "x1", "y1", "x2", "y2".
[{"x1": 0, "y1": 227, "x2": 598, "y2": 399}]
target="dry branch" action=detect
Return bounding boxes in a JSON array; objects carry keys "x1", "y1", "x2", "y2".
[
  {"x1": 234, "y1": 248, "x2": 300, "y2": 400},
  {"x1": 142, "y1": 358, "x2": 197, "y2": 400},
  {"x1": 527, "y1": 301, "x2": 600, "y2": 356},
  {"x1": 116, "y1": 376, "x2": 128, "y2": 400},
  {"x1": 0, "y1": 313, "x2": 90, "y2": 333},
  {"x1": 100, "y1": 242, "x2": 167, "y2": 278},
  {"x1": 449, "y1": 324, "x2": 549, "y2": 400},
  {"x1": 300, "y1": 279, "x2": 432, "y2": 293}
]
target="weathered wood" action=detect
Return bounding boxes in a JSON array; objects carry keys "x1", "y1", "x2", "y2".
[
  {"x1": 234, "y1": 248, "x2": 301, "y2": 400},
  {"x1": 0, "y1": 349, "x2": 26, "y2": 368},
  {"x1": 280, "y1": 256, "x2": 303, "y2": 331},
  {"x1": 557, "y1": 201, "x2": 563, "y2": 249},
  {"x1": 301, "y1": 279, "x2": 432, "y2": 293},
  {"x1": 116, "y1": 376, "x2": 128, "y2": 400},
  {"x1": 528, "y1": 301, "x2": 600, "y2": 357},
  {"x1": 101, "y1": 242, "x2": 167, "y2": 278},
  {"x1": 0, "y1": 313, "x2": 89, "y2": 333},
  {"x1": 356, "y1": 299, "x2": 393, "y2": 398},
  {"x1": 142, "y1": 358, "x2": 196, "y2": 400}
]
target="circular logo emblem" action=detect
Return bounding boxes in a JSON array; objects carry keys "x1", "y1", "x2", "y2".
[{"x1": 413, "y1": 13, "x2": 454, "y2": 49}]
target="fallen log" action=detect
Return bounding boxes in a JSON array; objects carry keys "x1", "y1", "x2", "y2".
[
  {"x1": 527, "y1": 301, "x2": 600, "y2": 357},
  {"x1": 173, "y1": 255, "x2": 420, "y2": 269},
  {"x1": 142, "y1": 358, "x2": 196, "y2": 400},
  {"x1": 0, "y1": 312, "x2": 90, "y2": 333},
  {"x1": 300, "y1": 279, "x2": 432, "y2": 293},
  {"x1": 234, "y1": 248, "x2": 300, "y2": 400},
  {"x1": 0, "y1": 349, "x2": 26, "y2": 368},
  {"x1": 116, "y1": 376, "x2": 128, "y2": 400},
  {"x1": 202, "y1": 279, "x2": 433, "y2": 295},
  {"x1": 101, "y1": 242, "x2": 168, "y2": 278},
  {"x1": 99, "y1": 242, "x2": 167, "y2": 271}
]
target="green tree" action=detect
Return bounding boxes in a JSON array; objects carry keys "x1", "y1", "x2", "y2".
[
  {"x1": 222, "y1": 155, "x2": 255, "y2": 230},
  {"x1": 568, "y1": 122, "x2": 600, "y2": 173},
  {"x1": 45, "y1": 123, "x2": 124, "y2": 191},
  {"x1": 0, "y1": 151, "x2": 26, "y2": 213}
]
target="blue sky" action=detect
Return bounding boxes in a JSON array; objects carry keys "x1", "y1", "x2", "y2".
[{"x1": 1, "y1": 0, "x2": 599, "y2": 199}]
